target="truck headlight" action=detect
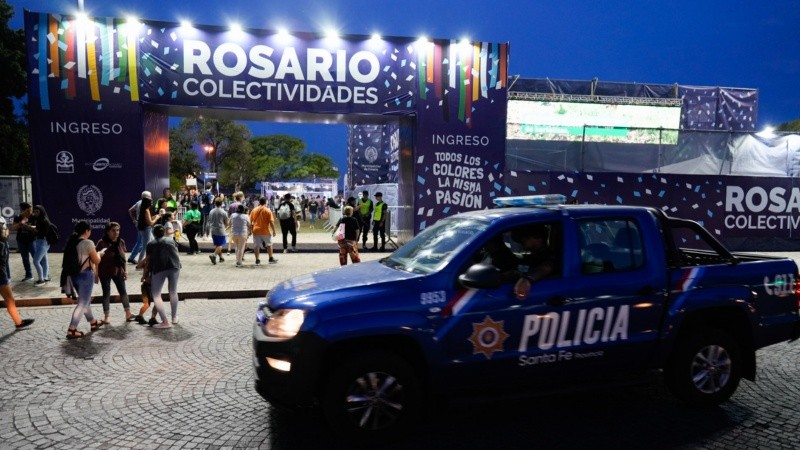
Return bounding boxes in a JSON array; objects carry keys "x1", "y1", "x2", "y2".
[{"x1": 265, "y1": 309, "x2": 306, "y2": 338}]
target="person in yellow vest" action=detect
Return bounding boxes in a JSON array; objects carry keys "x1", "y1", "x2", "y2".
[
  {"x1": 371, "y1": 192, "x2": 388, "y2": 251},
  {"x1": 357, "y1": 190, "x2": 373, "y2": 251}
]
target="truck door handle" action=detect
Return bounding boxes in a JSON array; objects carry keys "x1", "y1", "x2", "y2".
[
  {"x1": 548, "y1": 296, "x2": 572, "y2": 306},
  {"x1": 638, "y1": 286, "x2": 657, "y2": 296}
]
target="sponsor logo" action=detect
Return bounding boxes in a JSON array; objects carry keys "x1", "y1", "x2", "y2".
[
  {"x1": 77, "y1": 185, "x2": 103, "y2": 215},
  {"x1": 56, "y1": 151, "x2": 74, "y2": 173},
  {"x1": 724, "y1": 186, "x2": 800, "y2": 231},
  {"x1": 88, "y1": 158, "x2": 123, "y2": 171},
  {"x1": 469, "y1": 315, "x2": 509, "y2": 359}
]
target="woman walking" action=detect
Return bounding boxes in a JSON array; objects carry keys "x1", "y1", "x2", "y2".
[
  {"x1": 142, "y1": 225, "x2": 181, "y2": 328},
  {"x1": 333, "y1": 205, "x2": 361, "y2": 266},
  {"x1": 230, "y1": 204, "x2": 252, "y2": 266},
  {"x1": 96, "y1": 222, "x2": 135, "y2": 323},
  {"x1": 30, "y1": 204, "x2": 54, "y2": 285},
  {"x1": 136, "y1": 193, "x2": 161, "y2": 263},
  {"x1": 64, "y1": 221, "x2": 104, "y2": 339}
]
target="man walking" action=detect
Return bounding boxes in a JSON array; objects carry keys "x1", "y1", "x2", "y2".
[
  {"x1": 249, "y1": 197, "x2": 278, "y2": 265},
  {"x1": 207, "y1": 198, "x2": 229, "y2": 264},
  {"x1": 127, "y1": 192, "x2": 150, "y2": 264}
]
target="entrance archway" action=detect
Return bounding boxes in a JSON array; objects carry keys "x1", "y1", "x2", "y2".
[{"x1": 24, "y1": 11, "x2": 508, "y2": 247}]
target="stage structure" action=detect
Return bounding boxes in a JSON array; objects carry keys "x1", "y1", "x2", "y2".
[{"x1": 24, "y1": 11, "x2": 509, "y2": 248}]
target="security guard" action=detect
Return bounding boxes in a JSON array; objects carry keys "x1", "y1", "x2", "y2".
[
  {"x1": 357, "y1": 190, "x2": 373, "y2": 251},
  {"x1": 371, "y1": 192, "x2": 388, "y2": 251}
]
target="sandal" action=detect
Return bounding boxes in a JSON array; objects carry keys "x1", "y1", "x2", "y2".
[
  {"x1": 66, "y1": 328, "x2": 86, "y2": 339},
  {"x1": 90, "y1": 320, "x2": 104, "y2": 331}
]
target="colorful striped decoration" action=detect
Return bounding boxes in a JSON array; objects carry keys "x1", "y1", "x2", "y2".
[
  {"x1": 32, "y1": 13, "x2": 140, "y2": 110},
  {"x1": 415, "y1": 38, "x2": 508, "y2": 125}
]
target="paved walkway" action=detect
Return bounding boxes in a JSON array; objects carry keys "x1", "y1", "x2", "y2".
[{"x1": 4, "y1": 231, "x2": 388, "y2": 307}]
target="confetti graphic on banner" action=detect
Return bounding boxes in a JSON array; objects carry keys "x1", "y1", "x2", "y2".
[
  {"x1": 29, "y1": 13, "x2": 140, "y2": 109},
  {"x1": 416, "y1": 39, "x2": 507, "y2": 127}
]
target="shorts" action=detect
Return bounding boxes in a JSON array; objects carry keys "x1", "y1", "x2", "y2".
[
  {"x1": 0, "y1": 278, "x2": 9, "y2": 288},
  {"x1": 253, "y1": 234, "x2": 272, "y2": 248},
  {"x1": 212, "y1": 234, "x2": 227, "y2": 247}
]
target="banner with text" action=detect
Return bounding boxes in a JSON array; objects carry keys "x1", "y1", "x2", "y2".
[
  {"x1": 414, "y1": 40, "x2": 509, "y2": 231},
  {"x1": 504, "y1": 170, "x2": 800, "y2": 250}
]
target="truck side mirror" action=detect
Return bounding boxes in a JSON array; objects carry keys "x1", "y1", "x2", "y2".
[{"x1": 458, "y1": 263, "x2": 503, "y2": 289}]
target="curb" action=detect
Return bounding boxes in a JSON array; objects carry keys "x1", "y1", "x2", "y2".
[{"x1": 3, "y1": 290, "x2": 267, "y2": 308}]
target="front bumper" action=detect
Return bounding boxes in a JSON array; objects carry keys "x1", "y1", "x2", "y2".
[{"x1": 252, "y1": 322, "x2": 328, "y2": 408}]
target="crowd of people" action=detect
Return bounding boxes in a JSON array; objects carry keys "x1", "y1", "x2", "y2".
[{"x1": 2, "y1": 186, "x2": 394, "y2": 335}]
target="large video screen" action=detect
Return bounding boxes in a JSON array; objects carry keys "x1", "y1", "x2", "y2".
[{"x1": 507, "y1": 99, "x2": 681, "y2": 144}]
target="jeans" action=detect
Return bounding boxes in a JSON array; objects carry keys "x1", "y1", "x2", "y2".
[
  {"x1": 100, "y1": 275, "x2": 130, "y2": 313},
  {"x1": 137, "y1": 227, "x2": 153, "y2": 263},
  {"x1": 128, "y1": 230, "x2": 143, "y2": 262},
  {"x1": 150, "y1": 268, "x2": 180, "y2": 321},
  {"x1": 17, "y1": 240, "x2": 33, "y2": 278},
  {"x1": 32, "y1": 238, "x2": 50, "y2": 281},
  {"x1": 68, "y1": 270, "x2": 96, "y2": 328}
]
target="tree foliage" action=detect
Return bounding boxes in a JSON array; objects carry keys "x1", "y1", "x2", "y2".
[
  {"x1": 0, "y1": 0, "x2": 30, "y2": 175},
  {"x1": 169, "y1": 117, "x2": 252, "y2": 190},
  {"x1": 250, "y1": 134, "x2": 338, "y2": 181},
  {"x1": 777, "y1": 119, "x2": 800, "y2": 132},
  {"x1": 168, "y1": 126, "x2": 203, "y2": 191}
]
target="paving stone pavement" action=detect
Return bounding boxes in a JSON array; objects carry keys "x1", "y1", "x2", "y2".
[
  {"x1": 2, "y1": 235, "x2": 800, "y2": 449},
  {"x1": 4, "y1": 231, "x2": 386, "y2": 306}
]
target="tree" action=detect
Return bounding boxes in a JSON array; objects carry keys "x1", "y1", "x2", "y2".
[
  {"x1": 777, "y1": 119, "x2": 800, "y2": 132},
  {"x1": 168, "y1": 126, "x2": 203, "y2": 191},
  {"x1": 219, "y1": 140, "x2": 257, "y2": 193},
  {"x1": 0, "y1": 0, "x2": 29, "y2": 175},
  {"x1": 170, "y1": 117, "x2": 252, "y2": 189},
  {"x1": 250, "y1": 134, "x2": 338, "y2": 181}
]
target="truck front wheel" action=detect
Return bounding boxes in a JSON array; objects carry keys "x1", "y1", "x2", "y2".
[
  {"x1": 322, "y1": 351, "x2": 421, "y2": 442},
  {"x1": 665, "y1": 329, "x2": 742, "y2": 406}
]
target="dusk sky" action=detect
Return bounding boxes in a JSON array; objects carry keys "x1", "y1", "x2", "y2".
[{"x1": 11, "y1": 0, "x2": 800, "y2": 180}]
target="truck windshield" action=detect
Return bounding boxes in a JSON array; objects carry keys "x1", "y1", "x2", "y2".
[{"x1": 382, "y1": 218, "x2": 487, "y2": 274}]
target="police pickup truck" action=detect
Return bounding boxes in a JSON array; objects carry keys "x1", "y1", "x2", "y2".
[{"x1": 253, "y1": 195, "x2": 800, "y2": 441}]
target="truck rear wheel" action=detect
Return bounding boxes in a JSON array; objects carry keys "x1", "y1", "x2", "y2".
[
  {"x1": 322, "y1": 351, "x2": 420, "y2": 442},
  {"x1": 665, "y1": 329, "x2": 742, "y2": 406}
]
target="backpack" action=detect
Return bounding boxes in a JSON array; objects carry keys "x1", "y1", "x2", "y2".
[
  {"x1": 277, "y1": 203, "x2": 291, "y2": 220},
  {"x1": 46, "y1": 223, "x2": 60, "y2": 245},
  {"x1": 61, "y1": 238, "x2": 84, "y2": 277}
]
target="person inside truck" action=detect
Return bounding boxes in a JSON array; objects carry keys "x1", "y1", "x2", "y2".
[{"x1": 511, "y1": 224, "x2": 559, "y2": 299}]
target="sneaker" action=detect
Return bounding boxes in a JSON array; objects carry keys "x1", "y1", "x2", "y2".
[
  {"x1": 269, "y1": 258, "x2": 278, "y2": 264},
  {"x1": 15, "y1": 318, "x2": 35, "y2": 329},
  {"x1": 152, "y1": 322, "x2": 172, "y2": 329},
  {"x1": 283, "y1": 249, "x2": 288, "y2": 254},
  {"x1": 20, "y1": 276, "x2": 33, "y2": 282},
  {"x1": 255, "y1": 259, "x2": 261, "y2": 265},
  {"x1": 127, "y1": 259, "x2": 136, "y2": 265},
  {"x1": 171, "y1": 317, "x2": 178, "y2": 324},
  {"x1": 209, "y1": 254, "x2": 217, "y2": 265},
  {"x1": 34, "y1": 279, "x2": 46, "y2": 286},
  {"x1": 148, "y1": 317, "x2": 158, "y2": 326},
  {"x1": 219, "y1": 256, "x2": 225, "y2": 262},
  {"x1": 235, "y1": 262, "x2": 242, "y2": 267}
]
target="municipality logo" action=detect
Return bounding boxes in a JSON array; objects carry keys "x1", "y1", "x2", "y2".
[
  {"x1": 77, "y1": 185, "x2": 103, "y2": 215},
  {"x1": 56, "y1": 151, "x2": 74, "y2": 173},
  {"x1": 364, "y1": 146, "x2": 379, "y2": 163}
]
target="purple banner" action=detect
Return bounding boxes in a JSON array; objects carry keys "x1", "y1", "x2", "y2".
[
  {"x1": 413, "y1": 40, "x2": 509, "y2": 232},
  {"x1": 504, "y1": 170, "x2": 800, "y2": 250},
  {"x1": 348, "y1": 123, "x2": 399, "y2": 185},
  {"x1": 137, "y1": 21, "x2": 418, "y2": 114}
]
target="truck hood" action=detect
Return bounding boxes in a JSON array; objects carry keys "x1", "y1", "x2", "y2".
[{"x1": 267, "y1": 260, "x2": 423, "y2": 311}]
